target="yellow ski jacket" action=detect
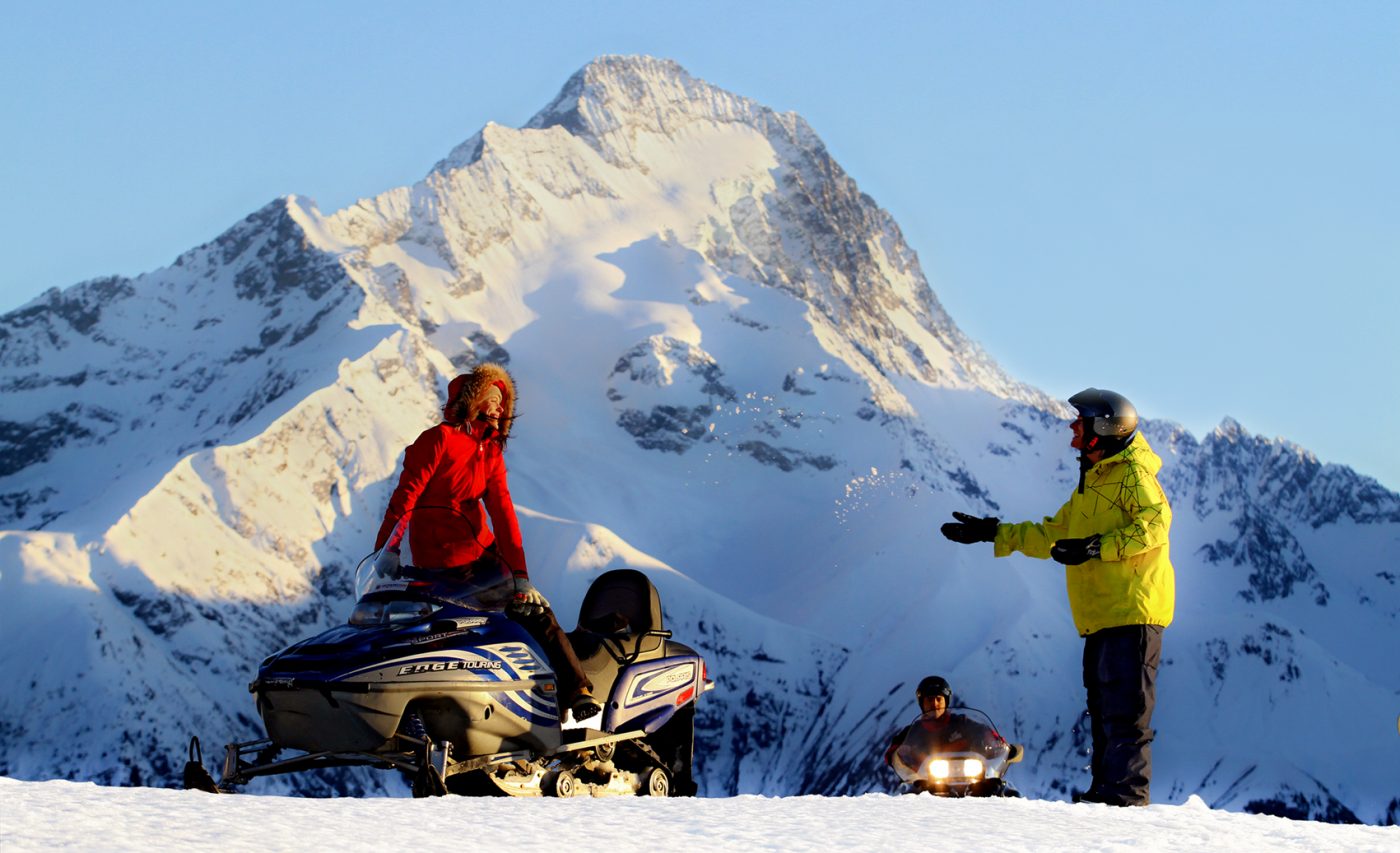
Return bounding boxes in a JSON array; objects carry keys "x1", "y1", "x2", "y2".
[{"x1": 994, "y1": 435, "x2": 1175, "y2": 636}]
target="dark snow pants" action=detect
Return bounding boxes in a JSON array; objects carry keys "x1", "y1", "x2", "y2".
[
  {"x1": 511, "y1": 604, "x2": 594, "y2": 704},
  {"x1": 1082, "y1": 623, "x2": 1163, "y2": 806},
  {"x1": 451, "y1": 550, "x2": 594, "y2": 707}
]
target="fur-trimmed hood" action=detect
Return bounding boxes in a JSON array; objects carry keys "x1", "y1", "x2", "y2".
[{"x1": 443, "y1": 363, "x2": 517, "y2": 439}]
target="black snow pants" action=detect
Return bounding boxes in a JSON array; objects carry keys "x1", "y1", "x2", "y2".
[{"x1": 1082, "y1": 623, "x2": 1163, "y2": 806}]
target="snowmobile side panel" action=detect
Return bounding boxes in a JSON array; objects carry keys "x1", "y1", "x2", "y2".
[{"x1": 607, "y1": 655, "x2": 705, "y2": 734}]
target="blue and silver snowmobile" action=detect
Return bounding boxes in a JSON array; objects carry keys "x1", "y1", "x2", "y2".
[{"x1": 184, "y1": 544, "x2": 713, "y2": 798}]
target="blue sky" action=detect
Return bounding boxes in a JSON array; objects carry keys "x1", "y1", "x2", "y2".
[{"x1": 4, "y1": 1, "x2": 1397, "y2": 489}]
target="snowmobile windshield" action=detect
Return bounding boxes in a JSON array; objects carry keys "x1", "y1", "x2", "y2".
[
  {"x1": 349, "y1": 596, "x2": 442, "y2": 627},
  {"x1": 352, "y1": 561, "x2": 516, "y2": 615},
  {"x1": 897, "y1": 707, "x2": 1010, "y2": 764},
  {"x1": 352, "y1": 509, "x2": 518, "y2": 614}
]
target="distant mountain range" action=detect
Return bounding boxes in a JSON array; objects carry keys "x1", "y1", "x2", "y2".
[{"x1": 2, "y1": 55, "x2": 1395, "y2": 823}]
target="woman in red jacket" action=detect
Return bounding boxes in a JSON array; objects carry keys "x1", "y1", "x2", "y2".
[{"x1": 375, "y1": 363, "x2": 600, "y2": 722}]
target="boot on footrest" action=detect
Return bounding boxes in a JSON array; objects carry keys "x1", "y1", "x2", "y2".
[{"x1": 570, "y1": 688, "x2": 602, "y2": 722}]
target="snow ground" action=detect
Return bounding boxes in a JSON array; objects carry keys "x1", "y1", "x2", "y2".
[{"x1": 1, "y1": 778, "x2": 1393, "y2": 852}]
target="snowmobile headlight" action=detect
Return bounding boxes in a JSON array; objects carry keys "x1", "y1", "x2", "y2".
[
  {"x1": 348, "y1": 599, "x2": 440, "y2": 625},
  {"x1": 349, "y1": 601, "x2": 385, "y2": 626},
  {"x1": 927, "y1": 759, "x2": 951, "y2": 780},
  {"x1": 962, "y1": 758, "x2": 984, "y2": 778},
  {"x1": 385, "y1": 599, "x2": 439, "y2": 623}
]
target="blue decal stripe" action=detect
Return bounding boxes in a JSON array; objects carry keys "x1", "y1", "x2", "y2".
[
  {"x1": 477, "y1": 646, "x2": 558, "y2": 721},
  {"x1": 492, "y1": 689, "x2": 556, "y2": 726}
]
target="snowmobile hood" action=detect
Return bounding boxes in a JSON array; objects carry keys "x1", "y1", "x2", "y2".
[{"x1": 256, "y1": 598, "x2": 535, "y2": 686}]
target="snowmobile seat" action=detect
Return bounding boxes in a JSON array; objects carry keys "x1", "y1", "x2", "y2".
[
  {"x1": 576, "y1": 569, "x2": 666, "y2": 648},
  {"x1": 569, "y1": 569, "x2": 673, "y2": 700}
]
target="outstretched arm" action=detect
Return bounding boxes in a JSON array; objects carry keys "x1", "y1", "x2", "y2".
[{"x1": 993, "y1": 500, "x2": 1072, "y2": 560}]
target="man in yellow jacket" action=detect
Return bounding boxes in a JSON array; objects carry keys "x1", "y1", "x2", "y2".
[{"x1": 940, "y1": 388, "x2": 1174, "y2": 807}]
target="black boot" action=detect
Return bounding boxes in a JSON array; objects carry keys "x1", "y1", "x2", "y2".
[{"x1": 570, "y1": 687, "x2": 602, "y2": 722}]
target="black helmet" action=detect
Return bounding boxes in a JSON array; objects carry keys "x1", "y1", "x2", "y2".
[
  {"x1": 916, "y1": 675, "x2": 952, "y2": 702},
  {"x1": 1069, "y1": 388, "x2": 1138, "y2": 440}
]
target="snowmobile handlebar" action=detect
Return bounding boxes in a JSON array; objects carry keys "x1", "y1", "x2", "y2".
[{"x1": 588, "y1": 627, "x2": 673, "y2": 641}]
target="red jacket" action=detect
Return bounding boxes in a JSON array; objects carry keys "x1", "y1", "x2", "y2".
[{"x1": 375, "y1": 423, "x2": 528, "y2": 577}]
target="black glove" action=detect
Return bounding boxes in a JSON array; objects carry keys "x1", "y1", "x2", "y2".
[
  {"x1": 940, "y1": 511, "x2": 1000, "y2": 544},
  {"x1": 1050, "y1": 535, "x2": 1101, "y2": 565}
]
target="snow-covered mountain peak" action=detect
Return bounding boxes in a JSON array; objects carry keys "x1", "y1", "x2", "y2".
[
  {"x1": 1212, "y1": 416, "x2": 1250, "y2": 441},
  {"x1": 430, "y1": 55, "x2": 768, "y2": 175},
  {"x1": 1189, "y1": 417, "x2": 1400, "y2": 528},
  {"x1": 410, "y1": 55, "x2": 1053, "y2": 412},
  {"x1": 525, "y1": 55, "x2": 788, "y2": 152}
]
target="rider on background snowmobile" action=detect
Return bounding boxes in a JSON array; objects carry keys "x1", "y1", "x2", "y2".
[
  {"x1": 375, "y1": 363, "x2": 601, "y2": 721},
  {"x1": 939, "y1": 388, "x2": 1174, "y2": 807},
  {"x1": 884, "y1": 675, "x2": 1007, "y2": 778}
]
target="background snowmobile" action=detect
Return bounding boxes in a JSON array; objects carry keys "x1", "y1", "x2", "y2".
[
  {"x1": 887, "y1": 707, "x2": 1025, "y2": 797},
  {"x1": 184, "y1": 538, "x2": 713, "y2": 798}
]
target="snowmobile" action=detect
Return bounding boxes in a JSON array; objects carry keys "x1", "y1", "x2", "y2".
[
  {"x1": 887, "y1": 707, "x2": 1025, "y2": 797},
  {"x1": 184, "y1": 540, "x2": 713, "y2": 798}
]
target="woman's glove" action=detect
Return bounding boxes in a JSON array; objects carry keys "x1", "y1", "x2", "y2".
[
  {"x1": 510, "y1": 578, "x2": 550, "y2": 615},
  {"x1": 940, "y1": 512, "x2": 1000, "y2": 544},
  {"x1": 373, "y1": 547, "x2": 401, "y2": 579},
  {"x1": 1050, "y1": 535, "x2": 1102, "y2": 565}
]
